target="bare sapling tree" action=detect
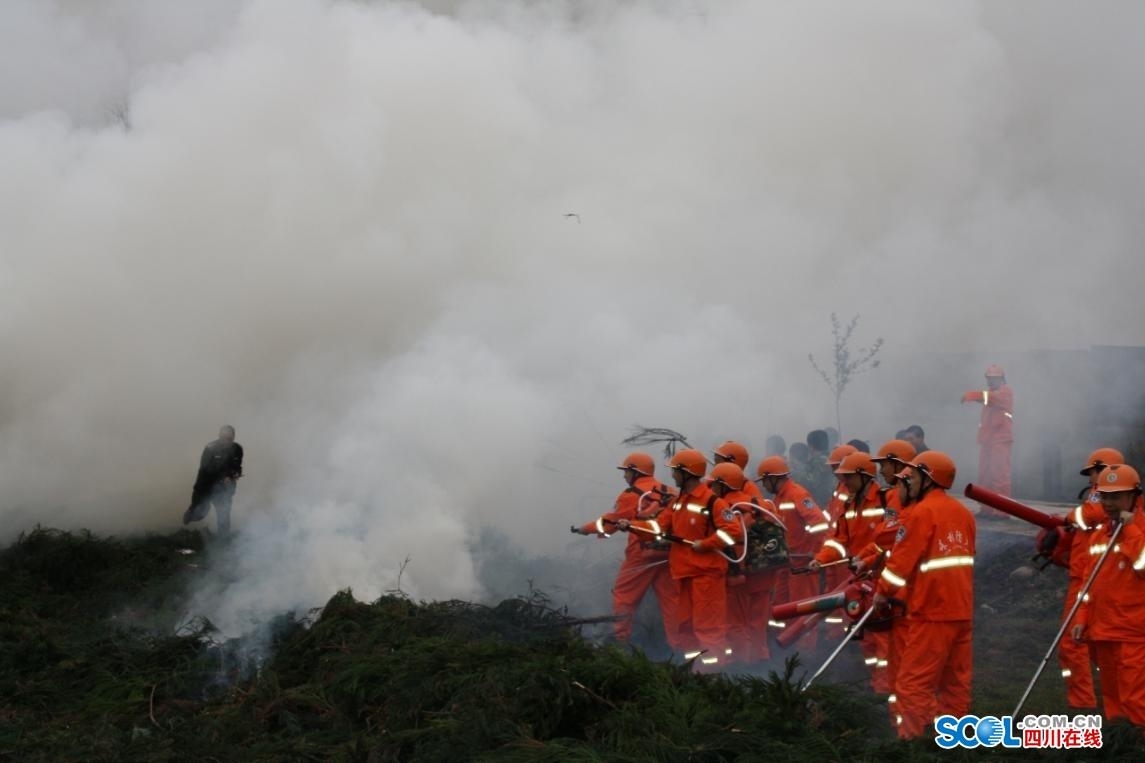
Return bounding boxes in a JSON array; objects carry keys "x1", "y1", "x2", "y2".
[{"x1": 808, "y1": 313, "x2": 883, "y2": 437}]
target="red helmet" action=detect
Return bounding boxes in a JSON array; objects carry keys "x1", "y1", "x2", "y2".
[
  {"x1": 755, "y1": 456, "x2": 790, "y2": 480},
  {"x1": 1080, "y1": 447, "x2": 1124, "y2": 476},
  {"x1": 985, "y1": 364, "x2": 1005, "y2": 378},
  {"x1": 908, "y1": 451, "x2": 957, "y2": 490},
  {"x1": 1094, "y1": 464, "x2": 1141, "y2": 494},
  {"x1": 617, "y1": 452, "x2": 655, "y2": 476},
  {"x1": 667, "y1": 448, "x2": 707, "y2": 479},
  {"x1": 827, "y1": 444, "x2": 857, "y2": 468},
  {"x1": 709, "y1": 462, "x2": 747, "y2": 491},
  {"x1": 836, "y1": 452, "x2": 876, "y2": 478},
  {"x1": 872, "y1": 439, "x2": 917, "y2": 465},
  {"x1": 713, "y1": 440, "x2": 750, "y2": 469}
]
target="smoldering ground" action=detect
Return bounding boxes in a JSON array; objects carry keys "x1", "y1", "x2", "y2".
[{"x1": 1, "y1": 0, "x2": 1144, "y2": 636}]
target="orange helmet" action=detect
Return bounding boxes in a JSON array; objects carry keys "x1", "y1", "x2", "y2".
[
  {"x1": 713, "y1": 440, "x2": 750, "y2": 469},
  {"x1": 836, "y1": 452, "x2": 876, "y2": 478},
  {"x1": 755, "y1": 456, "x2": 790, "y2": 480},
  {"x1": 667, "y1": 448, "x2": 707, "y2": 479},
  {"x1": 1094, "y1": 464, "x2": 1141, "y2": 494},
  {"x1": 872, "y1": 439, "x2": 917, "y2": 465},
  {"x1": 907, "y1": 451, "x2": 956, "y2": 489},
  {"x1": 1080, "y1": 447, "x2": 1124, "y2": 476},
  {"x1": 827, "y1": 444, "x2": 857, "y2": 468},
  {"x1": 709, "y1": 462, "x2": 747, "y2": 491},
  {"x1": 985, "y1": 364, "x2": 1005, "y2": 378},
  {"x1": 617, "y1": 452, "x2": 655, "y2": 476}
]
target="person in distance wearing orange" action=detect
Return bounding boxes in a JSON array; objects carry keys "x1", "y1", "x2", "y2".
[
  {"x1": 961, "y1": 364, "x2": 1015, "y2": 515},
  {"x1": 873, "y1": 451, "x2": 975, "y2": 740}
]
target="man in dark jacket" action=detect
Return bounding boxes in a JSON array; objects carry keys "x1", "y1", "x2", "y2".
[{"x1": 184, "y1": 425, "x2": 243, "y2": 536}]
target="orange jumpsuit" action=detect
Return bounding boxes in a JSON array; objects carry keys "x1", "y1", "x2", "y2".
[
  {"x1": 815, "y1": 481, "x2": 888, "y2": 691},
  {"x1": 771, "y1": 479, "x2": 830, "y2": 651},
  {"x1": 822, "y1": 481, "x2": 852, "y2": 628},
  {"x1": 723, "y1": 494, "x2": 779, "y2": 665},
  {"x1": 579, "y1": 476, "x2": 682, "y2": 649},
  {"x1": 859, "y1": 485, "x2": 907, "y2": 722},
  {"x1": 1075, "y1": 508, "x2": 1145, "y2": 726},
  {"x1": 877, "y1": 488, "x2": 975, "y2": 740},
  {"x1": 637, "y1": 483, "x2": 741, "y2": 669},
  {"x1": 1056, "y1": 495, "x2": 1104, "y2": 709},
  {"x1": 964, "y1": 384, "x2": 1014, "y2": 498}
]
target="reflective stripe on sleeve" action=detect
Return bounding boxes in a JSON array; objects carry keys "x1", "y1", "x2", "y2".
[
  {"x1": 881, "y1": 567, "x2": 907, "y2": 588},
  {"x1": 919, "y1": 556, "x2": 974, "y2": 572},
  {"x1": 1072, "y1": 505, "x2": 1089, "y2": 530},
  {"x1": 806, "y1": 522, "x2": 830, "y2": 534},
  {"x1": 778, "y1": 502, "x2": 796, "y2": 510},
  {"x1": 823, "y1": 539, "x2": 847, "y2": 557},
  {"x1": 595, "y1": 518, "x2": 609, "y2": 535},
  {"x1": 716, "y1": 530, "x2": 736, "y2": 546}
]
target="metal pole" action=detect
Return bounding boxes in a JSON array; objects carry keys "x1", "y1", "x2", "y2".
[
  {"x1": 1012, "y1": 520, "x2": 1124, "y2": 718},
  {"x1": 802, "y1": 604, "x2": 878, "y2": 692}
]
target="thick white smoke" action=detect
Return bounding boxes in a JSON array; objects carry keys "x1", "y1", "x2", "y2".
[{"x1": 1, "y1": 0, "x2": 1143, "y2": 633}]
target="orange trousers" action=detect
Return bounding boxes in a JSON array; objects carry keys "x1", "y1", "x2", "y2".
[
  {"x1": 1059, "y1": 578, "x2": 1097, "y2": 709},
  {"x1": 1090, "y1": 641, "x2": 1145, "y2": 725},
  {"x1": 858, "y1": 627, "x2": 891, "y2": 694},
  {"x1": 895, "y1": 619, "x2": 972, "y2": 740},
  {"x1": 677, "y1": 573, "x2": 728, "y2": 664},
  {"x1": 611, "y1": 555, "x2": 681, "y2": 650},
  {"x1": 726, "y1": 571, "x2": 777, "y2": 664},
  {"x1": 978, "y1": 439, "x2": 1012, "y2": 497},
  {"x1": 886, "y1": 617, "x2": 910, "y2": 730}
]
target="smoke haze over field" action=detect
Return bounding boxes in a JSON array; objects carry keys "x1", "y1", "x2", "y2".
[{"x1": 2, "y1": 0, "x2": 1144, "y2": 632}]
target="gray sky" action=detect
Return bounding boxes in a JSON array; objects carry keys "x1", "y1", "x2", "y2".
[{"x1": 1, "y1": 0, "x2": 1143, "y2": 631}]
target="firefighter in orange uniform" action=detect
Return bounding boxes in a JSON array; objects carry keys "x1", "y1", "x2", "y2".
[
  {"x1": 713, "y1": 440, "x2": 766, "y2": 502},
  {"x1": 1049, "y1": 448, "x2": 1124, "y2": 712},
  {"x1": 820, "y1": 444, "x2": 859, "y2": 635},
  {"x1": 874, "y1": 451, "x2": 975, "y2": 740},
  {"x1": 810, "y1": 452, "x2": 888, "y2": 690},
  {"x1": 1071, "y1": 464, "x2": 1145, "y2": 727},
  {"x1": 573, "y1": 452, "x2": 682, "y2": 649},
  {"x1": 756, "y1": 455, "x2": 830, "y2": 652},
  {"x1": 709, "y1": 462, "x2": 779, "y2": 666},
  {"x1": 961, "y1": 364, "x2": 1015, "y2": 509},
  {"x1": 620, "y1": 449, "x2": 741, "y2": 670},
  {"x1": 858, "y1": 438, "x2": 917, "y2": 723}
]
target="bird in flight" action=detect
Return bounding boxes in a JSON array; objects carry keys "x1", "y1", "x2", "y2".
[{"x1": 563, "y1": 212, "x2": 581, "y2": 223}]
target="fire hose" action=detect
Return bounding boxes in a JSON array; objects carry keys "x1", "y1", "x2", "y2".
[
  {"x1": 1012, "y1": 519, "x2": 1125, "y2": 719},
  {"x1": 772, "y1": 552, "x2": 894, "y2": 649},
  {"x1": 574, "y1": 494, "x2": 760, "y2": 565},
  {"x1": 964, "y1": 483, "x2": 1066, "y2": 530},
  {"x1": 965, "y1": 483, "x2": 1075, "y2": 568}
]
